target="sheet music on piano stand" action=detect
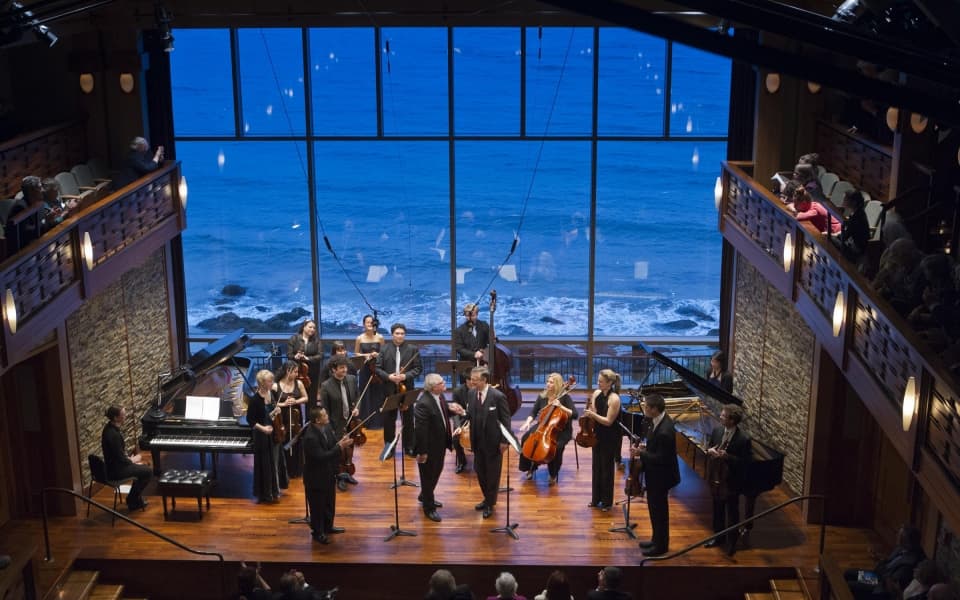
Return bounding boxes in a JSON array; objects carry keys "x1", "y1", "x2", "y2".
[{"x1": 184, "y1": 396, "x2": 221, "y2": 421}]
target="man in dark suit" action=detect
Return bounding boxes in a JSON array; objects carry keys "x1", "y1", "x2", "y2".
[
  {"x1": 320, "y1": 355, "x2": 360, "y2": 490},
  {"x1": 633, "y1": 393, "x2": 681, "y2": 557},
  {"x1": 101, "y1": 405, "x2": 152, "y2": 511},
  {"x1": 705, "y1": 403, "x2": 753, "y2": 554},
  {"x1": 453, "y1": 303, "x2": 490, "y2": 376},
  {"x1": 464, "y1": 366, "x2": 511, "y2": 519},
  {"x1": 301, "y1": 407, "x2": 352, "y2": 544},
  {"x1": 116, "y1": 136, "x2": 163, "y2": 188},
  {"x1": 375, "y1": 323, "x2": 422, "y2": 455},
  {"x1": 414, "y1": 373, "x2": 466, "y2": 522}
]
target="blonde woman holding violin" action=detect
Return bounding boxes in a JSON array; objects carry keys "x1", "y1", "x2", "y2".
[
  {"x1": 582, "y1": 369, "x2": 622, "y2": 511},
  {"x1": 518, "y1": 373, "x2": 577, "y2": 486}
]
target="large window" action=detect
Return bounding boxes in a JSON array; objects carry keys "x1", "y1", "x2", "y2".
[{"x1": 172, "y1": 26, "x2": 730, "y2": 344}]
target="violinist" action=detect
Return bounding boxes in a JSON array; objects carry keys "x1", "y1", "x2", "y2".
[
  {"x1": 704, "y1": 404, "x2": 752, "y2": 554},
  {"x1": 246, "y1": 369, "x2": 288, "y2": 503},
  {"x1": 518, "y1": 372, "x2": 577, "y2": 485},
  {"x1": 354, "y1": 314, "x2": 386, "y2": 430},
  {"x1": 375, "y1": 323, "x2": 422, "y2": 456},
  {"x1": 320, "y1": 340, "x2": 357, "y2": 385},
  {"x1": 274, "y1": 361, "x2": 308, "y2": 478},
  {"x1": 582, "y1": 368, "x2": 622, "y2": 512},
  {"x1": 632, "y1": 393, "x2": 681, "y2": 557},
  {"x1": 320, "y1": 356, "x2": 360, "y2": 491},
  {"x1": 287, "y1": 319, "x2": 323, "y2": 405},
  {"x1": 453, "y1": 303, "x2": 490, "y2": 380}
]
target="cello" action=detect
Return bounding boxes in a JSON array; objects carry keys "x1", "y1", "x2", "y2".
[
  {"x1": 521, "y1": 376, "x2": 576, "y2": 464},
  {"x1": 486, "y1": 290, "x2": 522, "y2": 415}
]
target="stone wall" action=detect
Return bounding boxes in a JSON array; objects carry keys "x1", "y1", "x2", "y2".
[
  {"x1": 67, "y1": 249, "x2": 173, "y2": 485},
  {"x1": 732, "y1": 254, "x2": 815, "y2": 495}
]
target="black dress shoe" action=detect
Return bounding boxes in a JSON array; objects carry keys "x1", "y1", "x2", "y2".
[
  {"x1": 312, "y1": 534, "x2": 330, "y2": 545},
  {"x1": 638, "y1": 540, "x2": 656, "y2": 549},
  {"x1": 328, "y1": 526, "x2": 346, "y2": 534},
  {"x1": 475, "y1": 502, "x2": 487, "y2": 511},
  {"x1": 425, "y1": 510, "x2": 442, "y2": 522},
  {"x1": 343, "y1": 474, "x2": 359, "y2": 485},
  {"x1": 337, "y1": 480, "x2": 348, "y2": 492},
  {"x1": 704, "y1": 539, "x2": 721, "y2": 548},
  {"x1": 482, "y1": 507, "x2": 493, "y2": 519},
  {"x1": 433, "y1": 500, "x2": 443, "y2": 508},
  {"x1": 642, "y1": 547, "x2": 667, "y2": 557}
]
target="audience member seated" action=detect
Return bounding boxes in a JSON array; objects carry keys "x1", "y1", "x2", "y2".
[
  {"x1": 899, "y1": 559, "x2": 942, "y2": 600},
  {"x1": 426, "y1": 569, "x2": 472, "y2": 600},
  {"x1": 789, "y1": 185, "x2": 841, "y2": 235},
  {"x1": 586, "y1": 567, "x2": 631, "y2": 600},
  {"x1": 487, "y1": 571, "x2": 526, "y2": 600},
  {"x1": 533, "y1": 571, "x2": 574, "y2": 600},
  {"x1": 878, "y1": 205, "x2": 911, "y2": 248},
  {"x1": 233, "y1": 562, "x2": 273, "y2": 600},
  {"x1": 834, "y1": 190, "x2": 870, "y2": 266},
  {"x1": 4, "y1": 176, "x2": 43, "y2": 254},
  {"x1": 116, "y1": 136, "x2": 164, "y2": 188},
  {"x1": 39, "y1": 177, "x2": 76, "y2": 231},
  {"x1": 276, "y1": 569, "x2": 334, "y2": 600},
  {"x1": 844, "y1": 525, "x2": 925, "y2": 600},
  {"x1": 872, "y1": 238, "x2": 924, "y2": 314}
]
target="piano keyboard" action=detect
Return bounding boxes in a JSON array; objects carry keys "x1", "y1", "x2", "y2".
[{"x1": 149, "y1": 435, "x2": 251, "y2": 450}]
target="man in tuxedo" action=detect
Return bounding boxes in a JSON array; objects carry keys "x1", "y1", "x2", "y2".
[
  {"x1": 414, "y1": 373, "x2": 465, "y2": 522},
  {"x1": 705, "y1": 403, "x2": 753, "y2": 554},
  {"x1": 465, "y1": 366, "x2": 511, "y2": 519},
  {"x1": 375, "y1": 323, "x2": 422, "y2": 455},
  {"x1": 632, "y1": 393, "x2": 680, "y2": 557},
  {"x1": 301, "y1": 407, "x2": 352, "y2": 544},
  {"x1": 320, "y1": 355, "x2": 360, "y2": 491},
  {"x1": 453, "y1": 303, "x2": 490, "y2": 377}
]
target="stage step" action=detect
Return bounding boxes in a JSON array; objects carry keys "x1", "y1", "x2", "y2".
[
  {"x1": 57, "y1": 569, "x2": 99, "y2": 600},
  {"x1": 89, "y1": 583, "x2": 124, "y2": 600},
  {"x1": 770, "y1": 578, "x2": 808, "y2": 600},
  {"x1": 744, "y1": 594, "x2": 775, "y2": 600}
]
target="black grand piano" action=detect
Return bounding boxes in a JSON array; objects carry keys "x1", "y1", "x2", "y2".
[
  {"x1": 621, "y1": 350, "x2": 785, "y2": 502},
  {"x1": 140, "y1": 329, "x2": 254, "y2": 476}
]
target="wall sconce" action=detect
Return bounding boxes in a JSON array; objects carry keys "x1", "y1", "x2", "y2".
[
  {"x1": 119, "y1": 73, "x2": 135, "y2": 94},
  {"x1": 909, "y1": 113, "x2": 928, "y2": 134},
  {"x1": 714, "y1": 176, "x2": 723, "y2": 210},
  {"x1": 902, "y1": 375, "x2": 917, "y2": 431},
  {"x1": 782, "y1": 232, "x2": 793, "y2": 272},
  {"x1": 3, "y1": 288, "x2": 16, "y2": 334},
  {"x1": 832, "y1": 290, "x2": 845, "y2": 337},
  {"x1": 178, "y1": 176, "x2": 188, "y2": 209},
  {"x1": 79, "y1": 73, "x2": 94, "y2": 94},
  {"x1": 806, "y1": 81, "x2": 821, "y2": 94},
  {"x1": 886, "y1": 107, "x2": 900, "y2": 132},
  {"x1": 81, "y1": 231, "x2": 95, "y2": 270},
  {"x1": 765, "y1": 73, "x2": 781, "y2": 94}
]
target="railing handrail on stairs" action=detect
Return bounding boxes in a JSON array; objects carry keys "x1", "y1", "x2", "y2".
[{"x1": 40, "y1": 487, "x2": 226, "y2": 599}]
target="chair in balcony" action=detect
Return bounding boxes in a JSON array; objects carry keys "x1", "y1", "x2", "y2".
[
  {"x1": 831, "y1": 181, "x2": 856, "y2": 206},
  {"x1": 87, "y1": 157, "x2": 114, "y2": 182},
  {"x1": 71, "y1": 163, "x2": 110, "y2": 198},
  {"x1": 87, "y1": 454, "x2": 134, "y2": 526},
  {"x1": 819, "y1": 172, "x2": 839, "y2": 197},
  {"x1": 54, "y1": 171, "x2": 95, "y2": 208},
  {"x1": 865, "y1": 199, "x2": 884, "y2": 240}
]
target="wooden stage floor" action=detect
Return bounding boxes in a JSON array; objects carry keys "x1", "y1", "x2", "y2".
[{"x1": 32, "y1": 420, "x2": 877, "y2": 578}]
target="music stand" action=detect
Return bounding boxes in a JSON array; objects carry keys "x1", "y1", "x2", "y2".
[
  {"x1": 491, "y1": 422, "x2": 521, "y2": 540},
  {"x1": 379, "y1": 426, "x2": 417, "y2": 542},
  {"x1": 384, "y1": 389, "x2": 420, "y2": 489},
  {"x1": 348, "y1": 355, "x2": 370, "y2": 372},
  {"x1": 611, "y1": 422, "x2": 643, "y2": 539},
  {"x1": 435, "y1": 360, "x2": 474, "y2": 385}
]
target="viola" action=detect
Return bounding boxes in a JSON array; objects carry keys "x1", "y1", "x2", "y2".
[
  {"x1": 271, "y1": 405, "x2": 286, "y2": 445},
  {"x1": 521, "y1": 376, "x2": 576, "y2": 464},
  {"x1": 340, "y1": 441, "x2": 357, "y2": 476},
  {"x1": 347, "y1": 415, "x2": 367, "y2": 447},
  {"x1": 575, "y1": 391, "x2": 598, "y2": 448},
  {"x1": 297, "y1": 360, "x2": 312, "y2": 390},
  {"x1": 625, "y1": 453, "x2": 645, "y2": 497}
]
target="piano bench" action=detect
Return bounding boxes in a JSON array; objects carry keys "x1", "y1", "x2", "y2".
[{"x1": 157, "y1": 470, "x2": 213, "y2": 520}]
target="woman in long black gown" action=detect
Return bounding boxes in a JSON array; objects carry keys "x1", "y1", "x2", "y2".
[
  {"x1": 274, "y1": 361, "x2": 308, "y2": 478},
  {"x1": 354, "y1": 314, "x2": 386, "y2": 429},
  {"x1": 517, "y1": 372, "x2": 577, "y2": 485},
  {"x1": 287, "y1": 319, "x2": 323, "y2": 404},
  {"x1": 246, "y1": 369, "x2": 288, "y2": 502}
]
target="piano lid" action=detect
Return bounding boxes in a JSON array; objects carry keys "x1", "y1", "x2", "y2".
[
  {"x1": 161, "y1": 329, "x2": 251, "y2": 399},
  {"x1": 649, "y1": 351, "x2": 743, "y2": 407}
]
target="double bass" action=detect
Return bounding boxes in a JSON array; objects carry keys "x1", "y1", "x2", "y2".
[
  {"x1": 521, "y1": 376, "x2": 576, "y2": 464},
  {"x1": 486, "y1": 290, "x2": 522, "y2": 415}
]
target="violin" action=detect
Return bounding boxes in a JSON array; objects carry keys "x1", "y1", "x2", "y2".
[
  {"x1": 297, "y1": 360, "x2": 312, "y2": 390},
  {"x1": 521, "y1": 376, "x2": 576, "y2": 464},
  {"x1": 271, "y1": 405, "x2": 286, "y2": 445},
  {"x1": 575, "y1": 391, "x2": 598, "y2": 448}
]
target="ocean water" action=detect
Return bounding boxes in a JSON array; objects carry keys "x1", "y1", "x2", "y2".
[{"x1": 171, "y1": 27, "x2": 730, "y2": 338}]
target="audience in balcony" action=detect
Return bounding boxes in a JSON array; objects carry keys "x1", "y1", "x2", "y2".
[
  {"x1": 789, "y1": 185, "x2": 841, "y2": 235},
  {"x1": 116, "y1": 136, "x2": 164, "y2": 189},
  {"x1": 844, "y1": 524, "x2": 925, "y2": 600},
  {"x1": 835, "y1": 190, "x2": 870, "y2": 266},
  {"x1": 872, "y1": 238, "x2": 924, "y2": 313},
  {"x1": 39, "y1": 177, "x2": 77, "y2": 231}
]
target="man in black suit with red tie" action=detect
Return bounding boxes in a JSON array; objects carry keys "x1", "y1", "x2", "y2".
[
  {"x1": 414, "y1": 373, "x2": 466, "y2": 522},
  {"x1": 464, "y1": 366, "x2": 511, "y2": 519},
  {"x1": 632, "y1": 393, "x2": 681, "y2": 557},
  {"x1": 705, "y1": 403, "x2": 752, "y2": 554},
  {"x1": 302, "y1": 407, "x2": 353, "y2": 544}
]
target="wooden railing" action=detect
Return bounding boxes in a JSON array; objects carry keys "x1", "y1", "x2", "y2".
[
  {"x1": 0, "y1": 162, "x2": 185, "y2": 373},
  {"x1": 718, "y1": 160, "x2": 960, "y2": 535}
]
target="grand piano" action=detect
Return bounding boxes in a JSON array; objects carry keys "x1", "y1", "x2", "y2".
[
  {"x1": 621, "y1": 350, "x2": 785, "y2": 502},
  {"x1": 140, "y1": 329, "x2": 255, "y2": 477}
]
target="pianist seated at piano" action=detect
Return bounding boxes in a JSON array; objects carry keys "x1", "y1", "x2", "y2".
[
  {"x1": 102, "y1": 405, "x2": 152, "y2": 511},
  {"x1": 707, "y1": 351, "x2": 733, "y2": 394},
  {"x1": 704, "y1": 403, "x2": 752, "y2": 554},
  {"x1": 246, "y1": 369, "x2": 289, "y2": 503},
  {"x1": 275, "y1": 361, "x2": 308, "y2": 479}
]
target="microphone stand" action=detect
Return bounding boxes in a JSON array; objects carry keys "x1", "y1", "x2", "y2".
[{"x1": 148, "y1": 372, "x2": 172, "y2": 420}]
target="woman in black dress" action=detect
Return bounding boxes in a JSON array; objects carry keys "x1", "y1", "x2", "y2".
[
  {"x1": 247, "y1": 369, "x2": 288, "y2": 502},
  {"x1": 518, "y1": 372, "x2": 577, "y2": 485},
  {"x1": 354, "y1": 314, "x2": 386, "y2": 429},
  {"x1": 582, "y1": 368, "x2": 623, "y2": 511},
  {"x1": 274, "y1": 361, "x2": 308, "y2": 478},
  {"x1": 287, "y1": 319, "x2": 323, "y2": 404}
]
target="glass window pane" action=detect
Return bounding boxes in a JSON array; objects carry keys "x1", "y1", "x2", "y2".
[
  {"x1": 314, "y1": 141, "x2": 449, "y2": 338},
  {"x1": 455, "y1": 141, "x2": 590, "y2": 337},
  {"x1": 454, "y1": 28, "x2": 520, "y2": 135},
  {"x1": 171, "y1": 29, "x2": 234, "y2": 136},
  {"x1": 181, "y1": 141, "x2": 311, "y2": 336},
  {"x1": 595, "y1": 141, "x2": 725, "y2": 336},
  {"x1": 310, "y1": 28, "x2": 376, "y2": 135},
  {"x1": 238, "y1": 28, "x2": 306, "y2": 136},
  {"x1": 669, "y1": 43, "x2": 731, "y2": 137},
  {"x1": 525, "y1": 27, "x2": 594, "y2": 136},
  {"x1": 598, "y1": 28, "x2": 666, "y2": 135},
  {"x1": 381, "y1": 28, "x2": 448, "y2": 135}
]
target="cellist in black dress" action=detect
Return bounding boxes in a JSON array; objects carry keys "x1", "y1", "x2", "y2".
[
  {"x1": 517, "y1": 372, "x2": 577, "y2": 485},
  {"x1": 287, "y1": 319, "x2": 323, "y2": 404}
]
